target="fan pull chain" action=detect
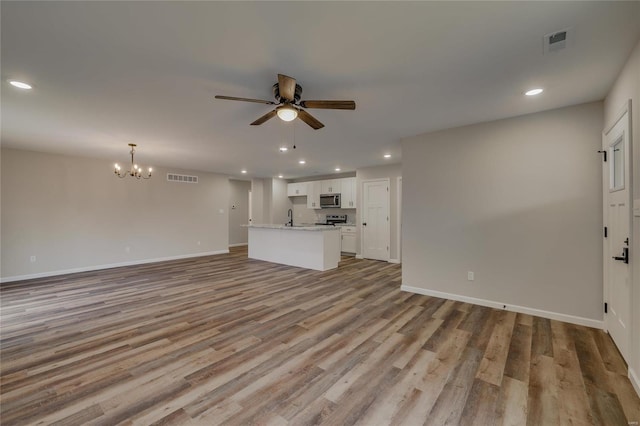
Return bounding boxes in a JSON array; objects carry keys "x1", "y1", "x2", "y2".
[{"x1": 292, "y1": 119, "x2": 296, "y2": 149}]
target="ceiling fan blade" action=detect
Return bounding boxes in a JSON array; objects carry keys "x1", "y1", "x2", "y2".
[
  {"x1": 250, "y1": 109, "x2": 277, "y2": 126},
  {"x1": 299, "y1": 100, "x2": 356, "y2": 110},
  {"x1": 297, "y1": 109, "x2": 324, "y2": 130},
  {"x1": 278, "y1": 74, "x2": 297, "y2": 102},
  {"x1": 215, "y1": 95, "x2": 275, "y2": 105}
]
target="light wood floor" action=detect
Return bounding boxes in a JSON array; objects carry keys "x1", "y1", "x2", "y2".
[{"x1": 1, "y1": 246, "x2": 638, "y2": 425}]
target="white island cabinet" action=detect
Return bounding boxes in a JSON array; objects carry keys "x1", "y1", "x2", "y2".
[{"x1": 246, "y1": 225, "x2": 341, "y2": 271}]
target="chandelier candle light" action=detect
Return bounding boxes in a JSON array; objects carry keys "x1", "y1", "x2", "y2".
[{"x1": 114, "y1": 144, "x2": 152, "y2": 179}]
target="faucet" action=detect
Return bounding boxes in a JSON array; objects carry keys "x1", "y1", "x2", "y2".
[{"x1": 287, "y1": 209, "x2": 293, "y2": 227}]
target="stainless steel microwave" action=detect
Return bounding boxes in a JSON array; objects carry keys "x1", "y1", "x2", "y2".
[{"x1": 319, "y1": 194, "x2": 341, "y2": 208}]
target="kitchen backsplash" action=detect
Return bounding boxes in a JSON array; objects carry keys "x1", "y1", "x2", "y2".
[{"x1": 290, "y1": 197, "x2": 355, "y2": 224}]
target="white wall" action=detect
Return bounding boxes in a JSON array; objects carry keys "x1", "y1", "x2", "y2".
[
  {"x1": 401, "y1": 102, "x2": 603, "y2": 324},
  {"x1": 270, "y1": 178, "x2": 292, "y2": 225},
  {"x1": 1, "y1": 148, "x2": 230, "y2": 281},
  {"x1": 250, "y1": 179, "x2": 265, "y2": 224},
  {"x1": 604, "y1": 39, "x2": 640, "y2": 393},
  {"x1": 228, "y1": 179, "x2": 251, "y2": 245},
  {"x1": 250, "y1": 178, "x2": 292, "y2": 225}
]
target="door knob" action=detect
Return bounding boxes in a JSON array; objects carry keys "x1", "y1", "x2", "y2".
[
  {"x1": 613, "y1": 247, "x2": 629, "y2": 264},
  {"x1": 363, "y1": 222, "x2": 367, "y2": 226}
]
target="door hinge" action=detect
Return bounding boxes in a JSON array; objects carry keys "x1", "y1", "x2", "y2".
[
  {"x1": 604, "y1": 226, "x2": 608, "y2": 238},
  {"x1": 387, "y1": 187, "x2": 389, "y2": 192},
  {"x1": 597, "y1": 150, "x2": 607, "y2": 162},
  {"x1": 387, "y1": 246, "x2": 389, "y2": 251},
  {"x1": 604, "y1": 302, "x2": 608, "y2": 313}
]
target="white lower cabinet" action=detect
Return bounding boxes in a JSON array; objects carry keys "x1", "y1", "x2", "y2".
[{"x1": 340, "y1": 226, "x2": 356, "y2": 253}]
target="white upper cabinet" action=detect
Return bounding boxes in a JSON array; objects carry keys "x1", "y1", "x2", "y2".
[
  {"x1": 321, "y1": 179, "x2": 341, "y2": 194},
  {"x1": 287, "y1": 182, "x2": 307, "y2": 197},
  {"x1": 340, "y1": 177, "x2": 357, "y2": 208},
  {"x1": 288, "y1": 177, "x2": 355, "y2": 209},
  {"x1": 307, "y1": 181, "x2": 321, "y2": 209}
]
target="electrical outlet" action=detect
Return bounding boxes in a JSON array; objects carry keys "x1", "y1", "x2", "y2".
[
  {"x1": 30, "y1": 255, "x2": 36, "y2": 263},
  {"x1": 467, "y1": 271, "x2": 474, "y2": 281}
]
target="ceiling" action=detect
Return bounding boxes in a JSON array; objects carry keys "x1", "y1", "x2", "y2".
[{"x1": 2, "y1": 2, "x2": 639, "y2": 180}]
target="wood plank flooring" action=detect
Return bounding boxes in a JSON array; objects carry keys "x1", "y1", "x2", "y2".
[{"x1": 1, "y1": 246, "x2": 638, "y2": 425}]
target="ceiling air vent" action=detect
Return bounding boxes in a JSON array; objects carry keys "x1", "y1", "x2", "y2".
[
  {"x1": 167, "y1": 173, "x2": 198, "y2": 183},
  {"x1": 543, "y1": 27, "x2": 573, "y2": 54}
]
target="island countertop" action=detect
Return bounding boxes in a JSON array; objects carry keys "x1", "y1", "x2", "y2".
[
  {"x1": 246, "y1": 224, "x2": 341, "y2": 271},
  {"x1": 243, "y1": 224, "x2": 340, "y2": 231}
]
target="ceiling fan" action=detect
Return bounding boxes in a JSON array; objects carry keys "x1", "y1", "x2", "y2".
[{"x1": 215, "y1": 74, "x2": 356, "y2": 130}]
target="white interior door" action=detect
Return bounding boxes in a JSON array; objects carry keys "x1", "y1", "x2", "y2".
[
  {"x1": 362, "y1": 179, "x2": 390, "y2": 261},
  {"x1": 603, "y1": 107, "x2": 631, "y2": 363}
]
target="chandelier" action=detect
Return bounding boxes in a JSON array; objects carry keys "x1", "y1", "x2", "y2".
[{"x1": 114, "y1": 144, "x2": 152, "y2": 179}]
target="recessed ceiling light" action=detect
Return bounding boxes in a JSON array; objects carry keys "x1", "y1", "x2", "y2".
[
  {"x1": 278, "y1": 174, "x2": 284, "y2": 178},
  {"x1": 525, "y1": 88, "x2": 543, "y2": 96},
  {"x1": 9, "y1": 80, "x2": 32, "y2": 90},
  {"x1": 241, "y1": 170, "x2": 247, "y2": 174},
  {"x1": 279, "y1": 147, "x2": 288, "y2": 152},
  {"x1": 299, "y1": 160, "x2": 306, "y2": 165},
  {"x1": 383, "y1": 154, "x2": 391, "y2": 158},
  {"x1": 335, "y1": 168, "x2": 341, "y2": 172}
]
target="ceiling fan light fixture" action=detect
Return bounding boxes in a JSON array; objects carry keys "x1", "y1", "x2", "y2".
[{"x1": 277, "y1": 105, "x2": 298, "y2": 122}]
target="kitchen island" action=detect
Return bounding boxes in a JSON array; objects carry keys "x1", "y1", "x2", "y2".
[{"x1": 246, "y1": 224, "x2": 341, "y2": 271}]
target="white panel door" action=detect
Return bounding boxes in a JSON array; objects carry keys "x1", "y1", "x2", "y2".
[
  {"x1": 362, "y1": 179, "x2": 390, "y2": 261},
  {"x1": 603, "y1": 107, "x2": 631, "y2": 363}
]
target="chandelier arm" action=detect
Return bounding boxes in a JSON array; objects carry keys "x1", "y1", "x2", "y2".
[{"x1": 114, "y1": 144, "x2": 151, "y2": 180}]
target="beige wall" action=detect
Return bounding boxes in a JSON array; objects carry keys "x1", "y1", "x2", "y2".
[
  {"x1": 604, "y1": 39, "x2": 640, "y2": 389},
  {"x1": 1, "y1": 148, "x2": 230, "y2": 281},
  {"x1": 356, "y1": 164, "x2": 402, "y2": 260},
  {"x1": 401, "y1": 102, "x2": 603, "y2": 322},
  {"x1": 228, "y1": 179, "x2": 251, "y2": 245}
]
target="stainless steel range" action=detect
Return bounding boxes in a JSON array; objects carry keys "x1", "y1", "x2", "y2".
[{"x1": 316, "y1": 214, "x2": 348, "y2": 226}]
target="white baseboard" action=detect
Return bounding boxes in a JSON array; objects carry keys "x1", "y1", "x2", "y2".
[
  {"x1": 388, "y1": 258, "x2": 401, "y2": 264},
  {"x1": 355, "y1": 255, "x2": 364, "y2": 259},
  {"x1": 0, "y1": 250, "x2": 230, "y2": 284},
  {"x1": 630, "y1": 368, "x2": 640, "y2": 398},
  {"x1": 228, "y1": 243, "x2": 248, "y2": 247},
  {"x1": 400, "y1": 284, "x2": 604, "y2": 329}
]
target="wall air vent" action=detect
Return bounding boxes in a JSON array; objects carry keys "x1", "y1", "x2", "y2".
[
  {"x1": 167, "y1": 173, "x2": 198, "y2": 183},
  {"x1": 543, "y1": 27, "x2": 573, "y2": 55}
]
